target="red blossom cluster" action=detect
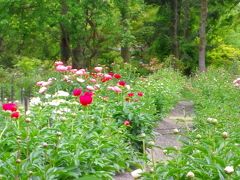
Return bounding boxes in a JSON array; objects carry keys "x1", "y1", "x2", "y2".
[
  {"x1": 72, "y1": 88, "x2": 93, "y2": 106},
  {"x1": 2, "y1": 103, "x2": 20, "y2": 119}
]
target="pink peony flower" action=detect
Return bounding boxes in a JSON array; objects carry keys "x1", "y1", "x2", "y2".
[
  {"x1": 2, "y1": 103, "x2": 17, "y2": 112},
  {"x1": 79, "y1": 94, "x2": 93, "y2": 106},
  {"x1": 124, "y1": 120, "x2": 131, "y2": 126},
  {"x1": 101, "y1": 74, "x2": 112, "y2": 82},
  {"x1": 70, "y1": 69, "x2": 78, "y2": 73},
  {"x1": 72, "y1": 88, "x2": 82, "y2": 96},
  {"x1": 113, "y1": 86, "x2": 122, "y2": 93},
  {"x1": 56, "y1": 65, "x2": 68, "y2": 72},
  {"x1": 94, "y1": 84, "x2": 100, "y2": 90},
  {"x1": 67, "y1": 66, "x2": 72, "y2": 70},
  {"x1": 94, "y1": 67, "x2": 103, "y2": 73},
  {"x1": 90, "y1": 78, "x2": 97, "y2": 83},
  {"x1": 86, "y1": 85, "x2": 95, "y2": 91},
  {"x1": 54, "y1": 61, "x2": 64, "y2": 66},
  {"x1": 36, "y1": 81, "x2": 44, "y2": 86},
  {"x1": 39, "y1": 87, "x2": 48, "y2": 94},
  {"x1": 76, "y1": 70, "x2": 85, "y2": 76}
]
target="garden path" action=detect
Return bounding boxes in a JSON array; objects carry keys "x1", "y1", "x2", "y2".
[{"x1": 114, "y1": 100, "x2": 194, "y2": 180}]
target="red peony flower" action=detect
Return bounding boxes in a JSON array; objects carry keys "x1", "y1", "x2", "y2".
[
  {"x1": 11, "y1": 111, "x2": 20, "y2": 119},
  {"x1": 137, "y1": 92, "x2": 144, "y2": 97},
  {"x1": 72, "y1": 88, "x2": 82, "y2": 96},
  {"x1": 84, "y1": 92, "x2": 94, "y2": 97},
  {"x1": 118, "y1": 81, "x2": 126, "y2": 87},
  {"x1": 128, "y1": 93, "x2": 134, "y2": 97},
  {"x1": 2, "y1": 103, "x2": 17, "y2": 112},
  {"x1": 101, "y1": 74, "x2": 112, "y2": 82},
  {"x1": 80, "y1": 95, "x2": 93, "y2": 106},
  {"x1": 114, "y1": 74, "x2": 121, "y2": 79},
  {"x1": 124, "y1": 120, "x2": 131, "y2": 126},
  {"x1": 108, "y1": 72, "x2": 114, "y2": 77}
]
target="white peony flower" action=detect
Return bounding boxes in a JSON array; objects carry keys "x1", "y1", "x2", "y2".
[
  {"x1": 207, "y1": 117, "x2": 218, "y2": 124},
  {"x1": 54, "y1": 91, "x2": 69, "y2": 97},
  {"x1": 125, "y1": 85, "x2": 131, "y2": 90},
  {"x1": 86, "y1": 85, "x2": 95, "y2": 91},
  {"x1": 224, "y1": 166, "x2": 234, "y2": 174},
  {"x1": 76, "y1": 78, "x2": 85, "y2": 83},
  {"x1": 26, "y1": 110, "x2": 31, "y2": 116},
  {"x1": 39, "y1": 87, "x2": 47, "y2": 94},
  {"x1": 45, "y1": 94, "x2": 52, "y2": 99},
  {"x1": 131, "y1": 169, "x2": 143, "y2": 179},
  {"x1": 30, "y1": 97, "x2": 42, "y2": 106},
  {"x1": 48, "y1": 100, "x2": 60, "y2": 106}
]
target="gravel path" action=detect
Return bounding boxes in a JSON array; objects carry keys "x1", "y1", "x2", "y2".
[{"x1": 114, "y1": 101, "x2": 194, "y2": 180}]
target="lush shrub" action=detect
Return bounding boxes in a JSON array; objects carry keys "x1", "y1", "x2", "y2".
[
  {"x1": 207, "y1": 43, "x2": 240, "y2": 72},
  {"x1": 144, "y1": 68, "x2": 240, "y2": 179}
]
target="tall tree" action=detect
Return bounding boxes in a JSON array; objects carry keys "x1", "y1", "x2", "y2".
[
  {"x1": 170, "y1": 0, "x2": 180, "y2": 59},
  {"x1": 60, "y1": 0, "x2": 71, "y2": 64},
  {"x1": 199, "y1": 0, "x2": 208, "y2": 72}
]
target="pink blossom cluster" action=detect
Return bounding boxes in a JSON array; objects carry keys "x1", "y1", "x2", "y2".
[{"x1": 233, "y1": 78, "x2": 240, "y2": 87}]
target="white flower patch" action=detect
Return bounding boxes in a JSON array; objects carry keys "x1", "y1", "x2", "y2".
[
  {"x1": 53, "y1": 91, "x2": 69, "y2": 97},
  {"x1": 30, "y1": 97, "x2": 42, "y2": 106},
  {"x1": 48, "y1": 99, "x2": 67, "y2": 106}
]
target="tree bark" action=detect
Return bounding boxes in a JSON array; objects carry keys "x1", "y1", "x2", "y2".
[
  {"x1": 72, "y1": 44, "x2": 88, "y2": 69},
  {"x1": 199, "y1": 0, "x2": 208, "y2": 72},
  {"x1": 120, "y1": 0, "x2": 130, "y2": 62},
  {"x1": 182, "y1": 0, "x2": 190, "y2": 40},
  {"x1": 170, "y1": 0, "x2": 180, "y2": 59},
  {"x1": 60, "y1": 0, "x2": 70, "y2": 64}
]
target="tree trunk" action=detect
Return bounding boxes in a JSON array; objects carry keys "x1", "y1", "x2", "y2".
[
  {"x1": 0, "y1": 37, "x2": 3, "y2": 53},
  {"x1": 121, "y1": 46, "x2": 130, "y2": 62},
  {"x1": 72, "y1": 44, "x2": 88, "y2": 69},
  {"x1": 120, "y1": 0, "x2": 130, "y2": 62},
  {"x1": 170, "y1": 0, "x2": 180, "y2": 59},
  {"x1": 199, "y1": 0, "x2": 207, "y2": 72},
  {"x1": 182, "y1": 0, "x2": 190, "y2": 40},
  {"x1": 60, "y1": 0, "x2": 70, "y2": 64}
]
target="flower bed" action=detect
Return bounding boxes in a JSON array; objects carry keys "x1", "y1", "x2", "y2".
[{"x1": 0, "y1": 63, "x2": 186, "y2": 179}]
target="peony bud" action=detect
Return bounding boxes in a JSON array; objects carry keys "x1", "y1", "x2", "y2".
[
  {"x1": 196, "y1": 134, "x2": 202, "y2": 139},
  {"x1": 224, "y1": 166, "x2": 234, "y2": 174},
  {"x1": 16, "y1": 159, "x2": 21, "y2": 163},
  {"x1": 42, "y1": 142, "x2": 48, "y2": 148},
  {"x1": 25, "y1": 118, "x2": 31, "y2": 123},
  {"x1": 222, "y1": 132, "x2": 229, "y2": 139},
  {"x1": 186, "y1": 171, "x2": 195, "y2": 178}
]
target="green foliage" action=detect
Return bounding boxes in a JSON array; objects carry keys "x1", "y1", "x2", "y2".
[{"x1": 207, "y1": 43, "x2": 240, "y2": 69}]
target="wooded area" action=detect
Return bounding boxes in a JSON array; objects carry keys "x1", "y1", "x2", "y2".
[{"x1": 0, "y1": 0, "x2": 240, "y2": 74}]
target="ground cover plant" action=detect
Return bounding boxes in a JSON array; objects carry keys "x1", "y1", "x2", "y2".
[
  {"x1": 0, "y1": 62, "x2": 186, "y2": 179},
  {"x1": 143, "y1": 68, "x2": 240, "y2": 179}
]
